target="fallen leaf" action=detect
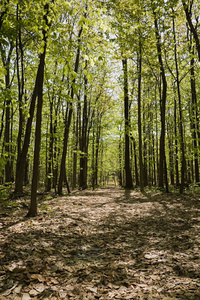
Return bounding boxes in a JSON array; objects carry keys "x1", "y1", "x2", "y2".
[
  {"x1": 30, "y1": 273, "x2": 46, "y2": 282},
  {"x1": 22, "y1": 293, "x2": 31, "y2": 300},
  {"x1": 34, "y1": 283, "x2": 46, "y2": 293},
  {"x1": 86, "y1": 286, "x2": 98, "y2": 293},
  {"x1": 14, "y1": 284, "x2": 23, "y2": 294}
]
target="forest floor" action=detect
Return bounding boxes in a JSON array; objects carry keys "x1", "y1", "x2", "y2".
[{"x1": 1, "y1": 185, "x2": 200, "y2": 299}]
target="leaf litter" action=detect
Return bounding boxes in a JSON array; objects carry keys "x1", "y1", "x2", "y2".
[{"x1": 0, "y1": 186, "x2": 200, "y2": 299}]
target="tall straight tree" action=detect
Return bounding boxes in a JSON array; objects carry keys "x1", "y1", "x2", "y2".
[
  {"x1": 16, "y1": 3, "x2": 25, "y2": 185},
  {"x1": 57, "y1": 26, "x2": 83, "y2": 195},
  {"x1": 152, "y1": 4, "x2": 167, "y2": 189},
  {"x1": 27, "y1": 2, "x2": 51, "y2": 217},
  {"x1": 137, "y1": 37, "x2": 144, "y2": 191},
  {"x1": 79, "y1": 60, "x2": 89, "y2": 190},
  {"x1": 122, "y1": 58, "x2": 133, "y2": 188},
  {"x1": 172, "y1": 10, "x2": 186, "y2": 193},
  {"x1": 182, "y1": 0, "x2": 200, "y2": 61},
  {"x1": 0, "y1": 41, "x2": 14, "y2": 182},
  {"x1": 189, "y1": 35, "x2": 199, "y2": 183},
  {"x1": 15, "y1": 1, "x2": 52, "y2": 195}
]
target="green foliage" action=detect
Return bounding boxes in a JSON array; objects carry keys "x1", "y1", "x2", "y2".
[
  {"x1": 0, "y1": 183, "x2": 11, "y2": 202},
  {"x1": 0, "y1": 0, "x2": 200, "y2": 194}
]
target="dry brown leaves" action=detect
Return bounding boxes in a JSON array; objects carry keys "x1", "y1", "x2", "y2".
[{"x1": 1, "y1": 186, "x2": 200, "y2": 299}]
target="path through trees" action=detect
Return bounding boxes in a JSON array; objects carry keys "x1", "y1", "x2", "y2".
[{"x1": 1, "y1": 186, "x2": 200, "y2": 299}]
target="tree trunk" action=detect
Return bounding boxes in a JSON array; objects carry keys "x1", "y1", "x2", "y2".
[
  {"x1": 167, "y1": 121, "x2": 175, "y2": 185},
  {"x1": 143, "y1": 104, "x2": 148, "y2": 187},
  {"x1": 94, "y1": 116, "x2": 101, "y2": 187},
  {"x1": 137, "y1": 41, "x2": 144, "y2": 191},
  {"x1": 57, "y1": 27, "x2": 83, "y2": 195},
  {"x1": 133, "y1": 137, "x2": 139, "y2": 187},
  {"x1": 172, "y1": 13, "x2": 186, "y2": 194},
  {"x1": 27, "y1": 3, "x2": 49, "y2": 217},
  {"x1": 153, "y1": 9, "x2": 167, "y2": 190},
  {"x1": 16, "y1": 4, "x2": 25, "y2": 183},
  {"x1": 122, "y1": 58, "x2": 133, "y2": 188},
  {"x1": 0, "y1": 42, "x2": 13, "y2": 183},
  {"x1": 118, "y1": 131, "x2": 123, "y2": 186},
  {"x1": 46, "y1": 98, "x2": 53, "y2": 191},
  {"x1": 174, "y1": 96, "x2": 179, "y2": 186},
  {"x1": 182, "y1": 0, "x2": 200, "y2": 61},
  {"x1": 79, "y1": 61, "x2": 88, "y2": 189},
  {"x1": 72, "y1": 110, "x2": 78, "y2": 189},
  {"x1": 189, "y1": 41, "x2": 199, "y2": 183},
  {"x1": 15, "y1": 13, "x2": 50, "y2": 194}
]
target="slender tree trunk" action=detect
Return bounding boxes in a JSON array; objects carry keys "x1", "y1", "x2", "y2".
[
  {"x1": 79, "y1": 61, "x2": 88, "y2": 189},
  {"x1": 46, "y1": 98, "x2": 53, "y2": 191},
  {"x1": 152, "y1": 134, "x2": 156, "y2": 186},
  {"x1": 137, "y1": 42, "x2": 144, "y2": 191},
  {"x1": 58, "y1": 27, "x2": 83, "y2": 195},
  {"x1": 118, "y1": 130, "x2": 123, "y2": 186},
  {"x1": 164, "y1": 152, "x2": 169, "y2": 193},
  {"x1": 153, "y1": 9, "x2": 167, "y2": 189},
  {"x1": 72, "y1": 110, "x2": 78, "y2": 189},
  {"x1": 167, "y1": 121, "x2": 175, "y2": 185},
  {"x1": 155, "y1": 85, "x2": 158, "y2": 186},
  {"x1": 143, "y1": 104, "x2": 148, "y2": 187},
  {"x1": 172, "y1": 13, "x2": 186, "y2": 193},
  {"x1": 133, "y1": 137, "x2": 139, "y2": 186},
  {"x1": 122, "y1": 58, "x2": 133, "y2": 188},
  {"x1": 16, "y1": 4, "x2": 25, "y2": 179},
  {"x1": 0, "y1": 43, "x2": 13, "y2": 183},
  {"x1": 4, "y1": 71, "x2": 12, "y2": 182},
  {"x1": 182, "y1": 0, "x2": 200, "y2": 61},
  {"x1": 189, "y1": 41, "x2": 199, "y2": 182},
  {"x1": 94, "y1": 116, "x2": 101, "y2": 186},
  {"x1": 27, "y1": 3, "x2": 50, "y2": 217},
  {"x1": 94, "y1": 115, "x2": 101, "y2": 186},
  {"x1": 92, "y1": 125, "x2": 95, "y2": 190},
  {"x1": 15, "y1": 22, "x2": 50, "y2": 194},
  {"x1": 174, "y1": 96, "x2": 179, "y2": 186}
]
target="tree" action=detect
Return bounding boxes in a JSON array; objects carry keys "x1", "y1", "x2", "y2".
[
  {"x1": 122, "y1": 58, "x2": 133, "y2": 188},
  {"x1": 27, "y1": 2, "x2": 51, "y2": 217},
  {"x1": 57, "y1": 26, "x2": 83, "y2": 195},
  {"x1": 182, "y1": 0, "x2": 200, "y2": 61},
  {"x1": 152, "y1": 2, "x2": 167, "y2": 190},
  {"x1": 137, "y1": 36, "x2": 144, "y2": 191}
]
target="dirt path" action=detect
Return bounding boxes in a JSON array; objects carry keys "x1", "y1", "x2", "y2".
[{"x1": 1, "y1": 186, "x2": 200, "y2": 299}]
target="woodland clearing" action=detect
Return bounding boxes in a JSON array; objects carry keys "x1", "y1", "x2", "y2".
[{"x1": 1, "y1": 186, "x2": 200, "y2": 299}]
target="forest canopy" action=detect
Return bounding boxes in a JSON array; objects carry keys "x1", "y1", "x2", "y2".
[{"x1": 0, "y1": 0, "x2": 200, "y2": 216}]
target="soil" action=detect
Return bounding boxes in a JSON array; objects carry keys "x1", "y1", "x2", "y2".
[{"x1": 1, "y1": 185, "x2": 200, "y2": 299}]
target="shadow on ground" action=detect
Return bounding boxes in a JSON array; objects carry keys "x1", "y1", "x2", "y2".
[{"x1": 1, "y1": 186, "x2": 200, "y2": 299}]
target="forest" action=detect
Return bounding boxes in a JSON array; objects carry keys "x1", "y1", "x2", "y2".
[
  {"x1": 1, "y1": 0, "x2": 200, "y2": 298},
  {"x1": 0, "y1": 0, "x2": 200, "y2": 212}
]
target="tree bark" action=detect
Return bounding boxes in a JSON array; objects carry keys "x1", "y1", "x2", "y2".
[
  {"x1": 27, "y1": 3, "x2": 50, "y2": 217},
  {"x1": 172, "y1": 13, "x2": 186, "y2": 194},
  {"x1": 182, "y1": 0, "x2": 200, "y2": 61},
  {"x1": 118, "y1": 130, "x2": 123, "y2": 186},
  {"x1": 189, "y1": 40, "x2": 199, "y2": 183},
  {"x1": 16, "y1": 3, "x2": 25, "y2": 180},
  {"x1": 153, "y1": 9, "x2": 167, "y2": 189},
  {"x1": 72, "y1": 110, "x2": 78, "y2": 189},
  {"x1": 94, "y1": 115, "x2": 101, "y2": 187},
  {"x1": 79, "y1": 61, "x2": 89, "y2": 189},
  {"x1": 0, "y1": 42, "x2": 13, "y2": 183},
  {"x1": 122, "y1": 58, "x2": 133, "y2": 188},
  {"x1": 57, "y1": 27, "x2": 83, "y2": 195},
  {"x1": 137, "y1": 41, "x2": 144, "y2": 191},
  {"x1": 15, "y1": 38, "x2": 48, "y2": 194}
]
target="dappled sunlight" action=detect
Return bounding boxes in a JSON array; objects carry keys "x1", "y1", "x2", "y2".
[{"x1": 1, "y1": 186, "x2": 200, "y2": 299}]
